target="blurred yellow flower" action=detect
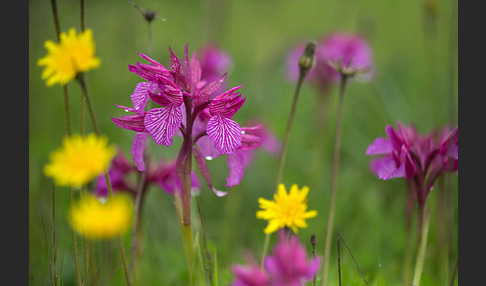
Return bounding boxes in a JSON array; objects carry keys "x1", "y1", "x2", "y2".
[
  {"x1": 44, "y1": 134, "x2": 115, "y2": 187},
  {"x1": 70, "y1": 193, "x2": 134, "y2": 239},
  {"x1": 38, "y1": 28, "x2": 100, "y2": 86},
  {"x1": 256, "y1": 184, "x2": 317, "y2": 234}
]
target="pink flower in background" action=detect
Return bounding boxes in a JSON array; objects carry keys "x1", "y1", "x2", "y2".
[
  {"x1": 320, "y1": 32, "x2": 374, "y2": 78},
  {"x1": 95, "y1": 149, "x2": 200, "y2": 197},
  {"x1": 199, "y1": 44, "x2": 232, "y2": 95},
  {"x1": 231, "y1": 231, "x2": 320, "y2": 286}
]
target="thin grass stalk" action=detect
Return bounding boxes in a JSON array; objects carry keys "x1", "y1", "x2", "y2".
[
  {"x1": 412, "y1": 212, "x2": 431, "y2": 286},
  {"x1": 335, "y1": 224, "x2": 369, "y2": 286},
  {"x1": 48, "y1": 1, "x2": 79, "y2": 284},
  {"x1": 70, "y1": 186, "x2": 83, "y2": 286},
  {"x1": 321, "y1": 73, "x2": 348, "y2": 286},
  {"x1": 77, "y1": 75, "x2": 100, "y2": 136},
  {"x1": 41, "y1": 217, "x2": 54, "y2": 285},
  {"x1": 51, "y1": 181, "x2": 58, "y2": 285},
  {"x1": 448, "y1": 257, "x2": 458, "y2": 286},
  {"x1": 337, "y1": 237, "x2": 342, "y2": 286},
  {"x1": 195, "y1": 194, "x2": 213, "y2": 284},
  {"x1": 129, "y1": 170, "x2": 147, "y2": 285},
  {"x1": 104, "y1": 170, "x2": 132, "y2": 286}
]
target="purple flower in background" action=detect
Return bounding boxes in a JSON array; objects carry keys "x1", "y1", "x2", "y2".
[
  {"x1": 320, "y1": 32, "x2": 374, "y2": 79},
  {"x1": 231, "y1": 231, "x2": 320, "y2": 286},
  {"x1": 94, "y1": 148, "x2": 200, "y2": 197},
  {"x1": 199, "y1": 44, "x2": 232, "y2": 95},
  {"x1": 366, "y1": 121, "x2": 458, "y2": 208},
  {"x1": 94, "y1": 148, "x2": 136, "y2": 197}
]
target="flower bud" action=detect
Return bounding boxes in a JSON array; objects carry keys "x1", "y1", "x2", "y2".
[{"x1": 298, "y1": 42, "x2": 316, "y2": 77}]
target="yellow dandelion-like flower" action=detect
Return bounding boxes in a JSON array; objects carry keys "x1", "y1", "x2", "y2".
[
  {"x1": 44, "y1": 134, "x2": 115, "y2": 187},
  {"x1": 38, "y1": 28, "x2": 101, "y2": 86},
  {"x1": 256, "y1": 184, "x2": 318, "y2": 234},
  {"x1": 70, "y1": 193, "x2": 134, "y2": 239}
]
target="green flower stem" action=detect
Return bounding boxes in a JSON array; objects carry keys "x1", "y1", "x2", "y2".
[
  {"x1": 321, "y1": 73, "x2": 348, "y2": 286},
  {"x1": 70, "y1": 187, "x2": 83, "y2": 286},
  {"x1": 412, "y1": 212, "x2": 430, "y2": 286},
  {"x1": 260, "y1": 232, "x2": 270, "y2": 267},
  {"x1": 261, "y1": 43, "x2": 313, "y2": 266},
  {"x1": 175, "y1": 191, "x2": 194, "y2": 280},
  {"x1": 104, "y1": 170, "x2": 132, "y2": 286},
  {"x1": 77, "y1": 75, "x2": 100, "y2": 136},
  {"x1": 129, "y1": 170, "x2": 147, "y2": 285},
  {"x1": 49, "y1": 0, "x2": 77, "y2": 283},
  {"x1": 274, "y1": 71, "x2": 306, "y2": 188}
]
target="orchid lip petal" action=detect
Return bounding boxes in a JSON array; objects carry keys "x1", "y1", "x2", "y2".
[
  {"x1": 207, "y1": 115, "x2": 242, "y2": 155},
  {"x1": 144, "y1": 105, "x2": 182, "y2": 146}
]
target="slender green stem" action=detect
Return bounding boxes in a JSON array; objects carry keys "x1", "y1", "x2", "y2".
[
  {"x1": 336, "y1": 224, "x2": 369, "y2": 286},
  {"x1": 104, "y1": 170, "x2": 132, "y2": 286},
  {"x1": 321, "y1": 74, "x2": 348, "y2": 286},
  {"x1": 337, "y1": 237, "x2": 342, "y2": 286},
  {"x1": 80, "y1": 0, "x2": 85, "y2": 32},
  {"x1": 147, "y1": 23, "x2": 152, "y2": 56},
  {"x1": 70, "y1": 187, "x2": 83, "y2": 286},
  {"x1": 129, "y1": 170, "x2": 146, "y2": 285},
  {"x1": 175, "y1": 191, "x2": 194, "y2": 280},
  {"x1": 195, "y1": 195, "x2": 213, "y2": 284},
  {"x1": 412, "y1": 212, "x2": 430, "y2": 286},
  {"x1": 260, "y1": 232, "x2": 270, "y2": 268},
  {"x1": 448, "y1": 257, "x2": 458, "y2": 286},
  {"x1": 77, "y1": 75, "x2": 100, "y2": 136},
  {"x1": 275, "y1": 72, "x2": 305, "y2": 188}
]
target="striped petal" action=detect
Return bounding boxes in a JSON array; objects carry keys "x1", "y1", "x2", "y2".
[
  {"x1": 207, "y1": 115, "x2": 242, "y2": 155},
  {"x1": 131, "y1": 132, "x2": 149, "y2": 171},
  {"x1": 130, "y1": 82, "x2": 157, "y2": 115},
  {"x1": 144, "y1": 105, "x2": 182, "y2": 146}
]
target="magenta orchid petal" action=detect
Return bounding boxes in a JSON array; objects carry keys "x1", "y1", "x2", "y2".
[
  {"x1": 129, "y1": 52, "x2": 170, "y2": 82},
  {"x1": 144, "y1": 105, "x2": 182, "y2": 146},
  {"x1": 131, "y1": 82, "x2": 158, "y2": 115},
  {"x1": 157, "y1": 76, "x2": 183, "y2": 105},
  {"x1": 372, "y1": 155, "x2": 405, "y2": 180},
  {"x1": 210, "y1": 85, "x2": 245, "y2": 117},
  {"x1": 196, "y1": 136, "x2": 221, "y2": 160},
  {"x1": 111, "y1": 114, "x2": 146, "y2": 132},
  {"x1": 365, "y1": 137, "x2": 393, "y2": 155},
  {"x1": 131, "y1": 132, "x2": 149, "y2": 171},
  {"x1": 230, "y1": 264, "x2": 269, "y2": 286},
  {"x1": 196, "y1": 73, "x2": 228, "y2": 105},
  {"x1": 226, "y1": 151, "x2": 245, "y2": 187},
  {"x1": 207, "y1": 115, "x2": 243, "y2": 155},
  {"x1": 193, "y1": 146, "x2": 228, "y2": 197}
]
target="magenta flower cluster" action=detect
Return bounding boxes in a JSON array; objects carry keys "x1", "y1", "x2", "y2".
[
  {"x1": 366, "y1": 121, "x2": 458, "y2": 207},
  {"x1": 112, "y1": 44, "x2": 267, "y2": 195},
  {"x1": 231, "y1": 232, "x2": 320, "y2": 286}
]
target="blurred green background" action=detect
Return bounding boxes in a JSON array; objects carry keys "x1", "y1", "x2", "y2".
[{"x1": 29, "y1": 0, "x2": 458, "y2": 285}]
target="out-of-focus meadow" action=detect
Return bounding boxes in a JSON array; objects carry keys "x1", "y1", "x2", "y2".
[{"x1": 29, "y1": 0, "x2": 458, "y2": 285}]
